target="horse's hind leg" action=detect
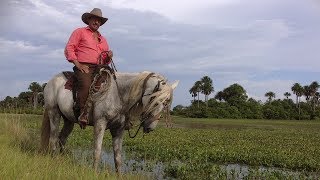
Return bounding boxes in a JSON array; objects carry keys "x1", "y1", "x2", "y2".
[
  {"x1": 58, "y1": 117, "x2": 74, "y2": 153},
  {"x1": 47, "y1": 108, "x2": 61, "y2": 153}
]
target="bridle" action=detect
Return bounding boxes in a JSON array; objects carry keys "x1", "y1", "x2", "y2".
[{"x1": 127, "y1": 73, "x2": 168, "y2": 138}]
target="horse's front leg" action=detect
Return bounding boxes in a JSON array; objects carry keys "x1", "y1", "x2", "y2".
[
  {"x1": 110, "y1": 120, "x2": 125, "y2": 174},
  {"x1": 93, "y1": 118, "x2": 107, "y2": 171}
]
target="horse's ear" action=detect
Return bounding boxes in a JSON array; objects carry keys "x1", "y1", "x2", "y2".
[{"x1": 171, "y1": 80, "x2": 179, "y2": 90}]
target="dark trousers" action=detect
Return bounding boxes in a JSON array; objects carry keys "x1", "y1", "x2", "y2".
[{"x1": 73, "y1": 65, "x2": 97, "y2": 114}]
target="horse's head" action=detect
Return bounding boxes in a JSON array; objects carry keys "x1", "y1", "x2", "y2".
[{"x1": 140, "y1": 74, "x2": 179, "y2": 133}]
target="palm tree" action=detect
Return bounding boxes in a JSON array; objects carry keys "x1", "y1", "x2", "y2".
[
  {"x1": 293, "y1": 85, "x2": 305, "y2": 120},
  {"x1": 309, "y1": 81, "x2": 320, "y2": 114},
  {"x1": 265, "y1": 91, "x2": 275, "y2": 102},
  {"x1": 309, "y1": 81, "x2": 319, "y2": 95},
  {"x1": 194, "y1": 81, "x2": 202, "y2": 108},
  {"x1": 291, "y1": 83, "x2": 303, "y2": 107},
  {"x1": 28, "y1": 82, "x2": 43, "y2": 109},
  {"x1": 304, "y1": 85, "x2": 312, "y2": 102},
  {"x1": 200, "y1": 76, "x2": 214, "y2": 106},
  {"x1": 284, "y1": 92, "x2": 291, "y2": 99},
  {"x1": 189, "y1": 86, "x2": 197, "y2": 102}
]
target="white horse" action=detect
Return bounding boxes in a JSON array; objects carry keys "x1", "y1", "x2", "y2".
[{"x1": 40, "y1": 69, "x2": 178, "y2": 173}]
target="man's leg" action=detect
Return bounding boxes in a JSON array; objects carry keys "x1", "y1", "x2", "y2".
[{"x1": 73, "y1": 66, "x2": 94, "y2": 128}]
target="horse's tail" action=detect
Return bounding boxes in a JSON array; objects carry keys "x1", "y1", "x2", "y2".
[{"x1": 40, "y1": 108, "x2": 50, "y2": 152}]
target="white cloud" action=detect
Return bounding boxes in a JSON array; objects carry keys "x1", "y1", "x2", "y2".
[
  {"x1": 1, "y1": 0, "x2": 320, "y2": 107},
  {"x1": 0, "y1": 38, "x2": 47, "y2": 55},
  {"x1": 109, "y1": 0, "x2": 241, "y2": 23}
]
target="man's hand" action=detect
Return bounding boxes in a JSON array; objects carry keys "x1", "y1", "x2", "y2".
[
  {"x1": 107, "y1": 50, "x2": 113, "y2": 59},
  {"x1": 73, "y1": 60, "x2": 89, "y2": 73}
]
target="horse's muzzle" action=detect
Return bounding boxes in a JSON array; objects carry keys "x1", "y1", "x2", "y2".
[{"x1": 143, "y1": 127, "x2": 153, "y2": 133}]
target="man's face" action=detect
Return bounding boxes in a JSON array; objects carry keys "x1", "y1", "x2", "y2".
[{"x1": 88, "y1": 16, "x2": 102, "y2": 31}]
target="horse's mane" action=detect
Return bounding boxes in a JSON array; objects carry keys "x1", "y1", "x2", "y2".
[
  {"x1": 127, "y1": 71, "x2": 173, "y2": 123},
  {"x1": 126, "y1": 71, "x2": 151, "y2": 121},
  {"x1": 127, "y1": 71, "x2": 151, "y2": 109}
]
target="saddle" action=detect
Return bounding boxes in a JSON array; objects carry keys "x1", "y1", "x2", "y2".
[{"x1": 62, "y1": 66, "x2": 114, "y2": 125}]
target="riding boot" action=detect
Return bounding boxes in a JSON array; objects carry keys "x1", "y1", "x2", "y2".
[{"x1": 78, "y1": 96, "x2": 93, "y2": 129}]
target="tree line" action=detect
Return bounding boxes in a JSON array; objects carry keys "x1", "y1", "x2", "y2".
[
  {"x1": 2, "y1": 78, "x2": 320, "y2": 120},
  {"x1": 0, "y1": 82, "x2": 46, "y2": 114},
  {"x1": 173, "y1": 76, "x2": 320, "y2": 120}
]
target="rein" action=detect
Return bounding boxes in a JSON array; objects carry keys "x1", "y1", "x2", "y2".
[{"x1": 126, "y1": 72, "x2": 156, "y2": 138}]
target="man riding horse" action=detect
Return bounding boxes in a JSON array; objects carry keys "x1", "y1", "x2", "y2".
[
  {"x1": 40, "y1": 8, "x2": 179, "y2": 173},
  {"x1": 64, "y1": 8, "x2": 113, "y2": 128}
]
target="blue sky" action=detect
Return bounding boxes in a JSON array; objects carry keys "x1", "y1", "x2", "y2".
[{"x1": 1, "y1": 0, "x2": 320, "y2": 107}]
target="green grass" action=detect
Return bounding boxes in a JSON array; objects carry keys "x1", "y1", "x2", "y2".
[
  {"x1": 127, "y1": 117, "x2": 320, "y2": 179},
  {"x1": 0, "y1": 113, "x2": 146, "y2": 180}
]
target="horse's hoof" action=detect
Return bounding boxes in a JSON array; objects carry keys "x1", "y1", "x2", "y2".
[{"x1": 79, "y1": 122, "x2": 87, "y2": 129}]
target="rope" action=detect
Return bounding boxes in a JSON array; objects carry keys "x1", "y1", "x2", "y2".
[{"x1": 128, "y1": 124, "x2": 142, "y2": 138}]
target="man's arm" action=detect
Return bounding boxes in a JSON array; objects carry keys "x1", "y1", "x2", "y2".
[
  {"x1": 73, "y1": 60, "x2": 89, "y2": 73},
  {"x1": 65, "y1": 29, "x2": 89, "y2": 73}
]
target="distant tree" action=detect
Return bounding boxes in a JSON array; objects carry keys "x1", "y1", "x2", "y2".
[
  {"x1": 191, "y1": 81, "x2": 202, "y2": 108},
  {"x1": 189, "y1": 86, "x2": 198, "y2": 102},
  {"x1": 309, "y1": 81, "x2": 319, "y2": 96},
  {"x1": 291, "y1": 83, "x2": 303, "y2": 107},
  {"x1": 172, "y1": 105, "x2": 185, "y2": 116},
  {"x1": 200, "y1": 76, "x2": 214, "y2": 106},
  {"x1": 291, "y1": 83, "x2": 304, "y2": 120},
  {"x1": 214, "y1": 91, "x2": 224, "y2": 102},
  {"x1": 2, "y1": 96, "x2": 13, "y2": 108},
  {"x1": 221, "y1": 83, "x2": 248, "y2": 107},
  {"x1": 309, "y1": 81, "x2": 320, "y2": 116},
  {"x1": 265, "y1": 91, "x2": 275, "y2": 102},
  {"x1": 304, "y1": 85, "x2": 312, "y2": 102},
  {"x1": 18, "y1": 91, "x2": 33, "y2": 106},
  {"x1": 314, "y1": 92, "x2": 320, "y2": 108},
  {"x1": 284, "y1": 92, "x2": 291, "y2": 99},
  {"x1": 28, "y1": 82, "x2": 43, "y2": 109}
]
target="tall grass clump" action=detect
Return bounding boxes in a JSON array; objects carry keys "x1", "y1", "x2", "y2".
[{"x1": 0, "y1": 114, "x2": 147, "y2": 180}]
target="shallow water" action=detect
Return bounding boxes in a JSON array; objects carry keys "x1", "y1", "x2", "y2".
[
  {"x1": 72, "y1": 148, "x2": 319, "y2": 179},
  {"x1": 72, "y1": 148, "x2": 165, "y2": 179}
]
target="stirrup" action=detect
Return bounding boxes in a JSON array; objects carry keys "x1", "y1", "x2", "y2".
[{"x1": 78, "y1": 112, "x2": 89, "y2": 129}]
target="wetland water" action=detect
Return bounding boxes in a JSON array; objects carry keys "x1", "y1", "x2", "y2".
[
  {"x1": 72, "y1": 148, "x2": 318, "y2": 179},
  {"x1": 72, "y1": 148, "x2": 165, "y2": 179}
]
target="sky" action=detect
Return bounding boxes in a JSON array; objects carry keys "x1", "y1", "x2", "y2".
[{"x1": 1, "y1": 0, "x2": 320, "y2": 107}]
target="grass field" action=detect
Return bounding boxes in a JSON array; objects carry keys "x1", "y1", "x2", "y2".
[
  {"x1": 0, "y1": 114, "x2": 145, "y2": 180},
  {"x1": 1, "y1": 113, "x2": 320, "y2": 179}
]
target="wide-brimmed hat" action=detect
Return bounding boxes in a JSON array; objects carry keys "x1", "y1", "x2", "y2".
[{"x1": 81, "y1": 8, "x2": 108, "y2": 26}]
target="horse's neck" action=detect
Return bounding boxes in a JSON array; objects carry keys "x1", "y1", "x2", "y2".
[{"x1": 115, "y1": 72, "x2": 144, "y2": 109}]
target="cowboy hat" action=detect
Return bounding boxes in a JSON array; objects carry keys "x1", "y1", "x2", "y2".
[{"x1": 81, "y1": 8, "x2": 108, "y2": 26}]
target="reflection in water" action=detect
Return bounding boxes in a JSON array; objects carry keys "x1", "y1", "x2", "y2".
[{"x1": 72, "y1": 148, "x2": 165, "y2": 179}]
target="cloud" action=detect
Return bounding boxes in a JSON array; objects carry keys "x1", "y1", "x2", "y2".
[
  {"x1": 1, "y1": 0, "x2": 320, "y2": 107},
  {"x1": 0, "y1": 38, "x2": 45, "y2": 54},
  {"x1": 109, "y1": 0, "x2": 241, "y2": 23}
]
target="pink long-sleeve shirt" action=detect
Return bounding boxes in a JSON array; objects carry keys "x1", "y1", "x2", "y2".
[{"x1": 65, "y1": 26, "x2": 109, "y2": 64}]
